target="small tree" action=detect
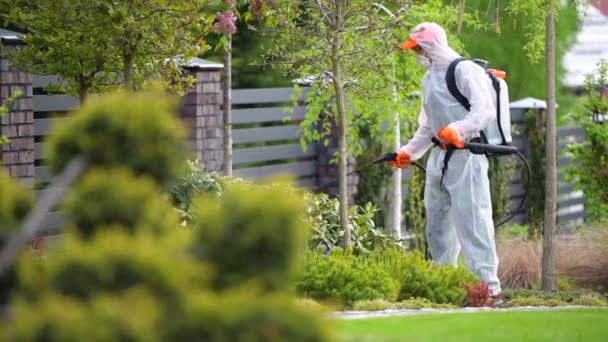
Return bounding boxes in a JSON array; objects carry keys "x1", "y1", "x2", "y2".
[
  {"x1": 259, "y1": 0, "x2": 465, "y2": 247},
  {"x1": 3, "y1": 0, "x2": 212, "y2": 99}
]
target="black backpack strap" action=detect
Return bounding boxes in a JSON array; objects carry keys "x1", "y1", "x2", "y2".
[
  {"x1": 488, "y1": 72, "x2": 507, "y2": 145},
  {"x1": 446, "y1": 58, "x2": 470, "y2": 111}
]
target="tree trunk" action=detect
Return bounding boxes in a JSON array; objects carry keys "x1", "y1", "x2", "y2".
[
  {"x1": 123, "y1": 52, "x2": 134, "y2": 91},
  {"x1": 331, "y1": 2, "x2": 351, "y2": 248},
  {"x1": 541, "y1": 1, "x2": 557, "y2": 292},
  {"x1": 223, "y1": 34, "x2": 233, "y2": 176},
  {"x1": 387, "y1": 61, "x2": 402, "y2": 241}
]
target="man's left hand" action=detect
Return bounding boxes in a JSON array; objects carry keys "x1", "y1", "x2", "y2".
[{"x1": 437, "y1": 126, "x2": 464, "y2": 148}]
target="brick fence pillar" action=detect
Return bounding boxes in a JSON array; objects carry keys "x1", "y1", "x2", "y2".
[
  {"x1": 1, "y1": 39, "x2": 35, "y2": 187},
  {"x1": 179, "y1": 58, "x2": 224, "y2": 173}
]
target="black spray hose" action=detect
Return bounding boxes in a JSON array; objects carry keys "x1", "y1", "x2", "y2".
[
  {"x1": 460, "y1": 141, "x2": 531, "y2": 228},
  {"x1": 312, "y1": 152, "x2": 425, "y2": 191}
]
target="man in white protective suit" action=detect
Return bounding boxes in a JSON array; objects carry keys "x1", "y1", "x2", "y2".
[{"x1": 389, "y1": 22, "x2": 506, "y2": 305}]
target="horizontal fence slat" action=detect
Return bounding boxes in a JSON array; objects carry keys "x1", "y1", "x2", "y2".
[
  {"x1": 232, "y1": 105, "x2": 307, "y2": 124},
  {"x1": 34, "y1": 94, "x2": 79, "y2": 112},
  {"x1": 558, "y1": 196, "x2": 586, "y2": 209},
  {"x1": 34, "y1": 117, "x2": 69, "y2": 136},
  {"x1": 35, "y1": 142, "x2": 45, "y2": 160},
  {"x1": 35, "y1": 166, "x2": 51, "y2": 183},
  {"x1": 296, "y1": 177, "x2": 318, "y2": 188},
  {"x1": 32, "y1": 74, "x2": 62, "y2": 88},
  {"x1": 557, "y1": 126, "x2": 584, "y2": 137},
  {"x1": 558, "y1": 211, "x2": 589, "y2": 224},
  {"x1": 233, "y1": 160, "x2": 317, "y2": 180},
  {"x1": 233, "y1": 125, "x2": 300, "y2": 144},
  {"x1": 233, "y1": 143, "x2": 315, "y2": 165},
  {"x1": 232, "y1": 87, "x2": 306, "y2": 105}
]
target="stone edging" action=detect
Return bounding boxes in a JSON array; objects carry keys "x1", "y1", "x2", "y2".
[{"x1": 331, "y1": 305, "x2": 608, "y2": 320}]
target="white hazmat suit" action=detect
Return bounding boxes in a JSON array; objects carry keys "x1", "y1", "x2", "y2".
[{"x1": 399, "y1": 22, "x2": 501, "y2": 295}]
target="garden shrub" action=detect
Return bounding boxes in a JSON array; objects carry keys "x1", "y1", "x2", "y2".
[
  {"x1": 64, "y1": 168, "x2": 179, "y2": 239},
  {"x1": 15, "y1": 231, "x2": 207, "y2": 303},
  {"x1": 294, "y1": 249, "x2": 400, "y2": 307},
  {"x1": 191, "y1": 179, "x2": 311, "y2": 292},
  {"x1": 507, "y1": 297, "x2": 567, "y2": 307},
  {"x1": 166, "y1": 290, "x2": 334, "y2": 342},
  {"x1": 367, "y1": 248, "x2": 477, "y2": 306},
  {"x1": 565, "y1": 60, "x2": 608, "y2": 222},
  {"x1": 169, "y1": 159, "x2": 224, "y2": 225},
  {"x1": 572, "y1": 294, "x2": 607, "y2": 307},
  {"x1": 396, "y1": 297, "x2": 457, "y2": 310},
  {"x1": 0, "y1": 171, "x2": 32, "y2": 305},
  {"x1": 352, "y1": 299, "x2": 395, "y2": 311},
  {"x1": 7, "y1": 288, "x2": 164, "y2": 342},
  {"x1": 46, "y1": 90, "x2": 187, "y2": 187},
  {"x1": 502, "y1": 288, "x2": 607, "y2": 304},
  {"x1": 306, "y1": 193, "x2": 399, "y2": 254}
]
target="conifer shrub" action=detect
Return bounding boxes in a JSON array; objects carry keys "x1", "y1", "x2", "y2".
[
  {"x1": 166, "y1": 290, "x2": 333, "y2": 342},
  {"x1": 294, "y1": 249, "x2": 400, "y2": 307},
  {"x1": 63, "y1": 168, "x2": 179, "y2": 239},
  {"x1": 0, "y1": 171, "x2": 33, "y2": 305},
  {"x1": 46, "y1": 90, "x2": 187, "y2": 187},
  {"x1": 190, "y1": 179, "x2": 310, "y2": 292},
  {"x1": 15, "y1": 231, "x2": 207, "y2": 303}
]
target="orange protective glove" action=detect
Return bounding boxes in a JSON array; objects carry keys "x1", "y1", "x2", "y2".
[
  {"x1": 437, "y1": 126, "x2": 464, "y2": 148},
  {"x1": 388, "y1": 150, "x2": 411, "y2": 169}
]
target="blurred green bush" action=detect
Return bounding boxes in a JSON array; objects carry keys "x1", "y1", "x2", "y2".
[
  {"x1": 191, "y1": 179, "x2": 310, "y2": 292},
  {"x1": 0, "y1": 171, "x2": 33, "y2": 305},
  {"x1": 64, "y1": 168, "x2": 178, "y2": 239},
  {"x1": 295, "y1": 248, "x2": 477, "y2": 307},
  {"x1": 46, "y1": 90, "x2": 187, "y2": 188}
]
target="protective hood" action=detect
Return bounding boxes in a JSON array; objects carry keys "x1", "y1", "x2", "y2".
[{"x1": 409, "y1": 22, "x2": 460, "y2": 68}]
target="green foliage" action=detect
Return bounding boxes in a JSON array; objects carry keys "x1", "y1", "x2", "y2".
[
  {"x1": 3, "y1": 0, "x2": 212, "y2": 96},
  {"x1": 191, "y1": 179, "x2": 310, "y2": 292},
  {"x1": 458, "y1": 0, "x2": 579, "y2": 109},
  {"x1": 566, "y1": 60, "x2": 608, "y2": 222},
  {"x1": 7, "y1": 288, "x2": 165, "y2": 342},
  {"x1": 572, "y1": 294, "x2": 607, "y2": 307},
  {"x1": 169, "y1": 159, "x2": 224, "y2": 225},
  {"x1": 369, "y1": 249, "x2": 477, "y2": 306},
  {"x1": 64, "y1": 169, "x2": 178, "y2": 240},
  {"x1": 306, "y1": 193, "x2": 399, "y2": 254},
  {"x1": 403, "y1": 164, "x2": 428, "y2": 256},
  {"x1": 489, "y1": 156, "x2": 517, "y2": 225},
  {"x1": 497, "y1": 223, "x2": 532, "y2": 240},
  {"x1": 295, "y1": 248, "x2": 477, "y2": 307},
  {"x1": 0, "y1": 171, "x2": 32, "y2": 305},
  {"x1": 166, "y1": 290, "x2": 334, "y2": 342},
  {"x1": 294, "y1": 249, "x2": 400, "y2": 307},
  {"x1": 352, "y1": 298, "x2": 395, "y2": 311},
  {"x1": 0, "y1": 89, "x2": 21, "y2": 145},
  {"x1": 508, "y1": 297, "x2": 567, "y2": 307},
  {"x1": 523, "y1": 108, "x2": 546, "y2": 237},
  {"x1": 396, "y1": 297, "x2": 457, "y2": 310},
  {"x1": 16, "y1": 231, "x2": 205, "y2": 303},
  {"x1": 502, "y1": 288, "x2": 607, "y2": 303},
  {"x1": 46, "y1": 90, "x2": 187, "y2": 188}
]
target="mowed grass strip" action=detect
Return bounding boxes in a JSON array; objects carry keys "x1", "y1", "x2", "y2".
[{"x1": 335, "y1": 308, "x2": 608, "y2": 342}]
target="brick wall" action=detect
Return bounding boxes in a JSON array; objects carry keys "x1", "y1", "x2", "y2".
[
  {"x1": 179, "y1": 60, "x2": 224, "y2": 173},
  {"x1": 1, "y1": 49, "x2": 35, "y2": 186}
]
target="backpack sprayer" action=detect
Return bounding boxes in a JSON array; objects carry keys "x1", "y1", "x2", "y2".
[
  {"x1": 313, "y1": 141, "x2": 530, "y2": 228},
  {"x1": 313, "y1": 59, "x2": 531, "y2": 228}
]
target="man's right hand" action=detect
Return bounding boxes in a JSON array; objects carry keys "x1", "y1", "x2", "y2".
[{"x1": 388, "y1": 150, "x2": 411, "y2": 169}]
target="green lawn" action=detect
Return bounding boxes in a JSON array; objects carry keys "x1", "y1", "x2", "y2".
[{"x1": 335, "y1": 308, "x2": 608, "y2": 342}]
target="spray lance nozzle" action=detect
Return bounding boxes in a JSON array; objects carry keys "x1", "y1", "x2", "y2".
[{"x1": 373, "y1": 152, "x2": 398, "y2": 164}]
